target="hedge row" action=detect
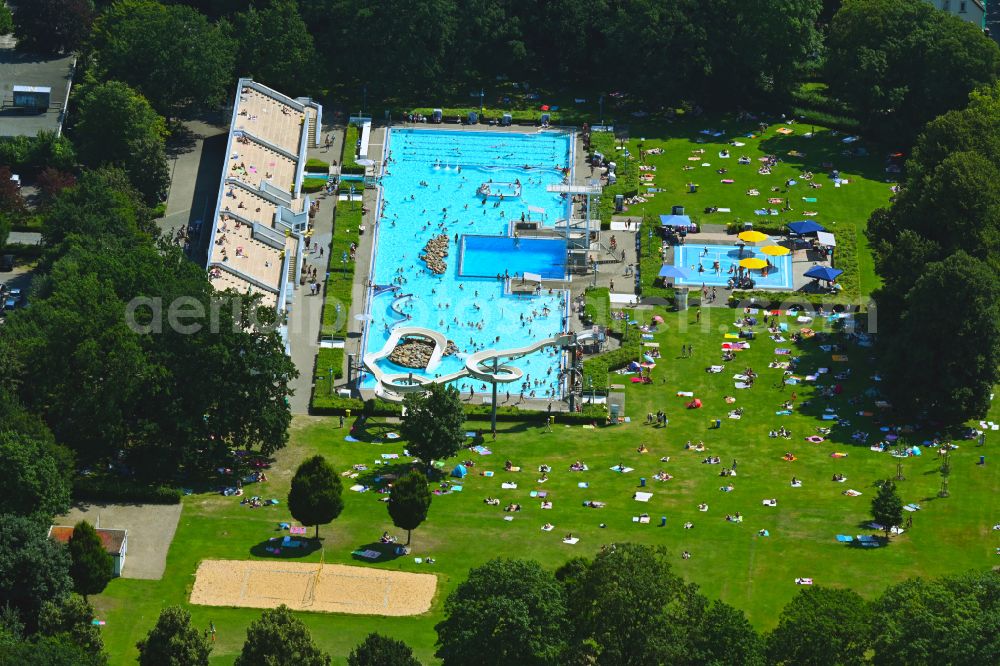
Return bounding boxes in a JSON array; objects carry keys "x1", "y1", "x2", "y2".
[
  {"x1": 581, "y1": 339, "x2": 644, "y2": 392},
  {"x1": 73, "y1": 476, "x2": 182, "y2": 504},
  {"x1": 341, "y1": 124, "x2": 365, "y2": 175},
  {"x1": 310, "y1": 393, "x2": 607, "y2": 423},
  {"x1": 409, "y1": 106, "x2": 586, "y2": 125},
  {"x1": 726, "y1": 290, "x2": 864, "y2": 310}
]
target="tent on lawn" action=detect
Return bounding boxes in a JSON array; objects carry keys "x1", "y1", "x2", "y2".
[
  {"x1": 804, "y1": 265, "x2": 843, "y2": 282},
  {"x1": 659, "y1": 214, "x2": 696, "y2": 229},
  {"x1": 787, "y1": 220, "x2": 826, "y2": 235},
  {"x1": 451, "y1": 464, "x2": 468, "y2": 479}
]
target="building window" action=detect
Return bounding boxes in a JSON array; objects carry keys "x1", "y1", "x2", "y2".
[{"x1": 960, "y1": 0, "x2": 967, "y2": 12}]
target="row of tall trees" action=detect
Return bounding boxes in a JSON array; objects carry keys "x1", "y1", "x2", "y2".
[
  {"x1": 134, "y1": 604, "x2": 419, "y2": 666},
  {"x1": 0, "y1": 392, "x2": 117, "y2": 663},
  {"x1": 119, "y1": 553, "x2": 1000, "y2": 665},
  {"x1": 867, "y1": 83, "x2": 1000, "y2": 424},
  {"x1": 436, "y1": 545, "x2": 1000, "y2": 666},
  {"x1": 826, "y1": 0, "x2": 1000, "y2": 144},
  {"x1": 0, "y1": 168, "x2": 296, "y2": 477},
  {"x1": 15, "y1": 1, "x2": 1000, "y2": 149}
]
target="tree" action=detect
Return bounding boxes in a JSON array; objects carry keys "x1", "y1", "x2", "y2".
[
  {"x1": 66, "y1": 521, "x2": 113, "y2": 599},
  {"x1": 826, "y1": 0, "x2": 1000, "y2": 143},
  {"x1": 876, "y1": 253, "x2": 1000, "y2": 423},
  {"x1": 871, "y1": 479, "x2": 904, "y2": 539},
  {"x1": 12, "y1": 0, "x2": 93, "y2": 54},
  {"x1": 0, "y1": 166, "x2": 26, "y2": 219},
  {"x1": 565, "y1": 543, "x2": 703, "y2": 665},
  {"x1": 766, "y1": 586, "x2": 870, "y2": 665},
  {"x1": 0, "y1": 513, "x2": 72, "y2": 630},
  {"x1": 694, "y1": 599, "x2": 765, "y2": 666},
  {"x1": 348, "y1": 633, "x2": 420, "y2": 666},
  {"x1": 0, "y1": 632, "x2": 105, "y2": 666},
  {"x1": 287, "y1": 456, "x2": 343, "y2": 539},
  {"x1": 400, "y1": 383, "x2": 465, "y2": 465},
  {"x1": 35, "y1": 168, "x2": 76, "y2": 207},
  {"x1": 0, "y1": 3, "x2": 12, "y2": 35},
  {"x1": 72, "y1": 81, "x2": 170, "y2": 204},
  {"x1": 435, "y1": 558, "x2": 568, "y2": 666},
  {"x1": 91, "y1": 0, "x2": 235, "y2": 119},
  {"x1": 38, "y1": 594, "x2": 105, "y2": 661},
  {"x1": 136, "y1": 606, "x2": 211, "y2": 666},
  {"x1": 869, "y1": 574, "x2": 997, "y2": 665},
  {"x1": 40, "y1": 168, "x2": 154, "y2": 248},
  {"x1": 0, "y1": 431, "x2": 73, "y2": 519},
  {"x1": 234, "y1": 605, "x2": 330, "y2": 666},
  {"x1": 231, "y1": 0, "x2": 319, "y2": 95},
  {"x1": 387, "y1": 470, "x2": 432, "y2": 546}
]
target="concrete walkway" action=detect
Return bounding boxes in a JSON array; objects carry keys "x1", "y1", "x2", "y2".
[{"x1": 286, "y1": 123, "x2": 345, "y2": 414}]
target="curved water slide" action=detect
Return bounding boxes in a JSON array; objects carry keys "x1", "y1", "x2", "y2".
[{"x1": 363, "y1": 327, "x2": 573, "y2": 401}]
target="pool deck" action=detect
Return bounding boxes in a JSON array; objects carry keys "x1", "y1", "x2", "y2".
[{"x1": 339, "y1": 123, "x2": 603, "y2": 411}]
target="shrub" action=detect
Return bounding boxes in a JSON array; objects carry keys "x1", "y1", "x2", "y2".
[
  {"x1": 73, "y1": 476, "x2": 182, "y2": 504},
  {"x1": 341, "y1": 124, "x2": 365, "y2": 175},
  {"x1": 305, "y1": 158, "x2": 329, "y2": 172},
  {"x1": 581, "y1": 340, "x2": 644, "y2": 392}
]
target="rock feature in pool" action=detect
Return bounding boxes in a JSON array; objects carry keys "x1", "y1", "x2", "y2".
[
  {"x1": 389, "y1": 337, "x2": 458, "y2": 369},
  {"x1": 419, "y1": 234, "x2": 449, "y2": 275}
]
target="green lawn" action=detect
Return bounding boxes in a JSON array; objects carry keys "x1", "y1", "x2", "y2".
[
  {"x1": 602, "y1": 117, "x2": 890, "y2": 297},
  {"x1": 320, "y1": 201, "x2": 363, "y2": 339},
  {"x1": 93, "y1": 308, "x2": 999, "y2": 665}
]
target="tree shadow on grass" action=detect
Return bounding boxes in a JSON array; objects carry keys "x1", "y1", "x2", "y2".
[
  {"x1": 249, "y1": 537, "x2": 323, "y2": 559},
  {"x1": 350, "y1": 541, "x2": 403, "y2": 563}
]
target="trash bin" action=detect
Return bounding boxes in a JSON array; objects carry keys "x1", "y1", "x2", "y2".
[
  {"x1": 660, "y1": 516, "x2": 667, "y2": 527},
  {"x1": 640, "y1": 477, "x2": 646, "y2": 487},
  {"x1": 715, "y1": 419, "x2": 722, "y2": 429},
  {"x1": 980, "y1": 455, "x2": 986, "y2": 465}
]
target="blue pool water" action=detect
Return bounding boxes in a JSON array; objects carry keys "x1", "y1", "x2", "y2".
[
  {"x1": 460, "y1": 236, "x2": 567, "y2": 279},
  {"x1": 361, "y1": 129, "x2": 574, "y2": 398},
  {"x1": 674, "y1": 243, "x2": 793, "y2": 289}
]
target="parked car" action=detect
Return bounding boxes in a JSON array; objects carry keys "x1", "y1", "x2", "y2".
[{"x1": 0, "y1": 255, "x2": 13, "y2": 272}]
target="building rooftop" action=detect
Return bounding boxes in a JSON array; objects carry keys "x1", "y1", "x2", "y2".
[
  {"x1": 0, "y1": 47, "x2": 75, "y2": 138},
  {"x1": 49, "y1": 525, "x2": 127, "y2": 554},
  {"x1": 206, "y1": 79, "x2": 321, "y2": 314}
]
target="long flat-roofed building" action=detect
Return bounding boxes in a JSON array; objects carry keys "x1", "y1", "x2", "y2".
[{"x1": 206, "y1": 79, "x2": 322, "y2": 334}]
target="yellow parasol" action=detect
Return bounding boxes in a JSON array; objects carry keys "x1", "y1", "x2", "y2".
[
  {"x1": 739, "y1": 257, "x2": 768, "y2": 269},
  {"x1": 738, "y1": 230, "x2": 768, "y2": 243},
  {"x1": 760, "y1": 245, "x2": 790, "y2": 256}
]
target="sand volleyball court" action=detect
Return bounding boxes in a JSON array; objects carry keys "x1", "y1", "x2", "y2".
[{"x1": 189, "y1": 559, "x2": 437, "y2": 616}]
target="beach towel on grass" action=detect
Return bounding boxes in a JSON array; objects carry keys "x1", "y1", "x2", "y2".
[
  {"x1": 501, "y1": 482, "x2": 517, "y2": 489},
  {"x1": 836, "y1": 535, "x2": 853, "y2": 542},
  {"x1": 563, "y1": 537, "x2": 579, "y2": 545},
  {"x1": 353, "y1": 549, "x2": 381, "y2": 559},
  {"x1": 610, "y1": 466, "x2": 635, "y2": 473},
  {"x1": 795, "y1": 578, "x2": 814, "y2": 584},
  {"x1": 634, "y1": 491, "x2": 653, "y2": 502}
]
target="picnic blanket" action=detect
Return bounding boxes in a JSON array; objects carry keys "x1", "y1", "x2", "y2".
[
  {"x1": 632, "y1": 515, "x2": 651, "y2": 523},
  {"x1": 634, "y1": 492, "x2": 653, "y2": 502},
  {"x1": 795, "y1": 578, "x2": 814, "y2": 585},
  {"x1": 610, "y1": 466, "x2": 635, "y2": 473},
  {"x1": 352, "y1": 549, "x2": 381, "y2": 560},
  {"x1": 501, "y1": 482, "x2": 517, "y2": 489},
  {"x1": 562, "y1": 537, "x2": 579, "y2": 545},
  {"x1": 836, "y1": 534, "x2": 854, "y2": 542}
]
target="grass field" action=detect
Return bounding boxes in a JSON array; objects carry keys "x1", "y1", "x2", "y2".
[
  {"x1": 92, "y1": 307, "x2": 1000, "y2": 665},
  {"x1": 599, "y1": 117, "x2": 892, "y2": 297}
]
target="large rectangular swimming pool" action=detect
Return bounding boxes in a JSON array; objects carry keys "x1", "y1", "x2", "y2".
[
  {"x1": 360, "y1": 128, "x2": 575, "y2": 399},
  {"x1": 460, "y1": 235, "x2": 567, "y2": 280}
]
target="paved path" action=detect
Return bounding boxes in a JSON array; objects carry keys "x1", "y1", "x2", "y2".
[
  {"x1": 286, "y1": 123, "x2": 345, "y2": 414},
  {"x1": 161, "y1": 119, "x2": 228, "y2": 263}
]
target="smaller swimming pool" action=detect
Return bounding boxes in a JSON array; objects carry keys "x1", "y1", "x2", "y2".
[
  {"x1": 460, "y1": 235, "x2": 567, "y2": 280},
  {"x1": 674, "y1": 243, "x2": 793, "y2": 289}
]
